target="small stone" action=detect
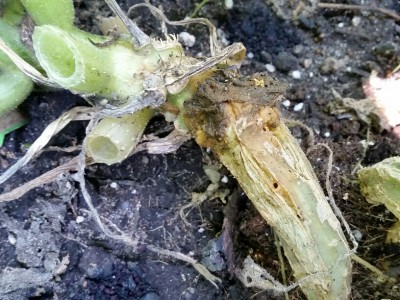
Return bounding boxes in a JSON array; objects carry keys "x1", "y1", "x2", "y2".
[
  {"x1": 293, "y1": 103, "x2": 304, "y2": 112},
  {"x1": 140, "y1": 293, "x2": 160, "y2": 300},
  {"x1": 282, "y1": 100, "x2": 291, "y2": 107},
  {"x1": 352, "y1": 16, "x2": 361, "y2": 27},
  {"x1": 303, "y1": 58, "x2": 312, "y2": 69},
  {"x1": 225, "y1": 0, "x2": 234, "y2": 9},
  {"x1": 323, "y1": 132, "x2": 331, "y2": 138},
  {"x1": 221, "y1": 176, "x2": 228, "y2": 183},
  {"x1": 76, "y1": 216, "x2": 85, "y2": 224},
  {"x1": 247, "y1": 52, "x2": 254, "y2": 59},
  {"x1": 274, "y1": 51, "x2": 298, "y2": 72},
  {"x1": 198, "y1": 227, "x2": 205, "y2": 233},
  {"x1": 8, "y1": 234, "x2": 16, "y2": 245},
  {"x1": 342, "y1": 193, "x2": 349, "y2": 200},
  {"x1": 265, "y1": 63, "x2": 276, "y2": 73},
  {"x1": 260, "y1": 50, "x2": 272, "y2": 62},
  {"x1": 338, "y1": 22, "x2": 344, "y2": 28},
  {"x1": 141, "y1": 156, "x2": 149, "y2": 164},
  {"x1": 201, "y1": 238, "x2": 226, "y2": 272},
  {"x1": 110, "y1": 182, "x2": 118, "y2": 189},
  {"x1": 293, "y1": 44, "x2": 304, "y2": 56},
  {"x1": 182, "y1": 287, "x2": 197, "y2": 300},
  {"x1": 217, "y1": 28, "x2": 230, "y2": 46},
  {"x1": 352, "y1": 229, "x2": 363, "y2": 241},
  {"x1": 99, "y1": 99, "x2": 108, "y2": 106},
  {"x1": 178, "y1": 32, "x2": 196, "y2": 47},
  {"x1": 320, "y1": 57, "x2": 338, "y2": 74},
  {"x1": 309, "y1": 72, "x2": 314, "y2": 78},
  {"x1": 291, "y1": 70, "x2": 301, "y2": 79},
  {"x1": 78, "y1": 247, "x2": 114, "y2": 279}
]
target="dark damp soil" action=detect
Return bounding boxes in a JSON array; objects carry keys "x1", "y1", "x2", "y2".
[{"x1": 1, "y1": 0, "x2": 400, "y2": 299}]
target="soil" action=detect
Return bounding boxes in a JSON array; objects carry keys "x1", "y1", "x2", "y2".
[{"x1": 1, "y1": 0, "x2": 400, "y2": 299}]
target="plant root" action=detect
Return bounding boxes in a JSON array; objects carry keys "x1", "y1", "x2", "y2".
[
  {"x1": 307, "y1": 143, "x2": 359, "y2": 251},
  {"x1": 0, "y1": 106, "x2": 95, "y2": 185},
  {"x1": 318, "y1": 2, "x2": 400, "y2": 22},
  {"x1": 0, "y1": 156, "x2": 80, "y2": 202}
]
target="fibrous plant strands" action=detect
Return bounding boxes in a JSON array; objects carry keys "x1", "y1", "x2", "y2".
[
  {"x1": 104, "y1": 0, "x2": 150, "y2": 48},
  {"x1": 0, "y1": 157, "x2": 81, "y2": 203},
  {"x1": 184, "y1": 71, "x2": 352, "y2": 300},
  {"x1": 127, "y1": 1, "x2": 220, "y2": 56},
  {"x1": 0, "y1": 106, "x2": 95, "y2": 185},
  {"x1": 358, "y1": 156, "x2": 400, "y2": 243},
  {"x1": 0, "y1": 37, "x2": 56, "y2": 87}
]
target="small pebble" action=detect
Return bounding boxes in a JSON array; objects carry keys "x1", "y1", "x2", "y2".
[
  {"x1": 110, "y1": 182, "x2": 118, "y2": 189},
  {"x1": 303, "y1": 58, "x2": 312, "y2": 69},
  {"x1": 309, "y1": 72, "x2": 314, "y2": 78},
  {"x1": 198, "y1": 227, "x2": 205, "y2": 233},
  {"x1": 225, "y1": 0, "x2": 234, "y2": 9},
  {"x1": 293, "y1": 44, "x2": 304, "y2": 55},
  {"x1": 221, "y1": 176, "x2": 228, "y2": 183},
  {"x1": 323, "y1": 132, "x2": 331, "y2": 138},
  {"x1": 247, "y1": 52, "x2": 254, "y2": 59},
  {"x1": 79, "y1": 247, "x2": 114, "y2": 279},
  {"x1": 293, "y1": 102, "x2": 304, "y2": 112},
  {"x1": 352, "y1": 16, "x2": 361, "y2": 27},
  {"x1": 178, "y1": 32, "x2": 196, "y2": 47},
  {"x1": 275, "y1": 51, "x2": 298, "y2": 72},
  {"x1": 217, "y1": 28, "x2": 230, "y2": 46},
  {"x1": 352, "y1": 229, "x2": 363, "y2": 241},
  {"x1": 141, "y1": 156, "x2": 150, "y2": 164},
  {"x1": 282, "y1": 99, "x2": 291, "y2": 107},
  {"x1": 320, "y1": 57, "x2": 338, "y2": 74},
  {"x1": 265, "y1": 63, "x2": 276, "y2": 73},
  {"x1": 291, "y1": 70, "x2": 301, "y2": 79},
  {"x1": 99, "y1": 99, "x2": 108, "y2": 106},
  {"x1": 140, "y1": 293, "x2": 160, "y2": 300},
  {"x1": 342, "y1": 193, "x2": 349, "y2": 200},
  {"x1": 8, "y1": 234, "x2": 16, "y2": 245},
  {"x1": 76, "y1": 216, "x2": 85, "y2": 223},
  {"x1": 338, "y1": 22, "x2": 344, "y2": 28}
]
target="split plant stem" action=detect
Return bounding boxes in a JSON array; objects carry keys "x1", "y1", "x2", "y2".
[
  {"x1": 32, "y1": 25, "x2": 183, "y2": 102},
  {"x1": 184, "y1": 73, "x2": 351, "y2": 299},
  {"x1": 86, "y1": 109, "x2": 154, "y2": 165}
]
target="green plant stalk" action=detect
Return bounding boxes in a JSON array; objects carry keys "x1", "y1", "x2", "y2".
[
  {"x1": 0, "y1": 19, "x2": 37, "y2": 65},
  {"x1": 32, "y1": 25, "x2": 184, "y2": 103},
  {"x1": 86, "y1": 109, "x2": 154, "y2": 165},
  {"x1": 1, "y1": 0, "x2": 25, "y2": 26},
  {"x1": 0, "y1": 19, "x2": 35, "y2": 115},
  {"x1": 358, "y1": 156, "x2": 400, "y2": 243},
  {"x1": 20, "y1": 0, "x2": 74, "y2": 30},
  {"x1": 0, "y1": 64, "x2": 33, "y2": 114},
  {"x1": 184, "y1": 75, "x2": 351, "y2": 299}
]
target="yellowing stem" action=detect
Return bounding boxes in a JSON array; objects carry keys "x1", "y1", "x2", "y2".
[
  {"x1": 184, "y1": 74, "x2": 351, "y2": 299},
  {"x1": 86, "y1": 109, "x2": 154, "y2": 165}
]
